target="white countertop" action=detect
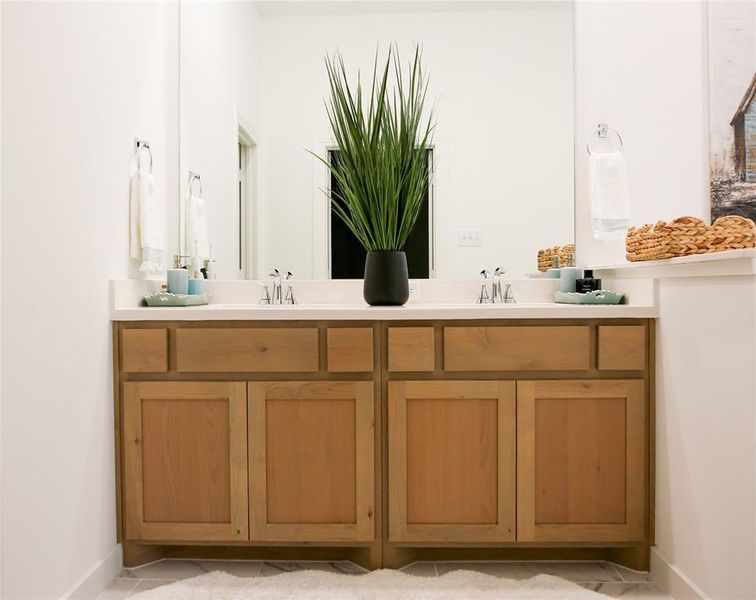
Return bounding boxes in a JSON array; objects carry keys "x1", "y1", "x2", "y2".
[
  {"x1": 111, "y1": 278, "x2": 657, "y2": 321},
  {"x1": 112, "y1": 302, "x2": 656, "y2": 321}
]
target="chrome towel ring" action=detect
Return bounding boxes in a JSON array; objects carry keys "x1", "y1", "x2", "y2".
[
  {"x1": 188, "y1": 171, "x2": 203, "y2": 197},
  {"x1": 134, "y1": 138, "x2": 153, "y2": 173},
  {"x1": 586, "y1": 123, "x2": 623, "y2": 156}
]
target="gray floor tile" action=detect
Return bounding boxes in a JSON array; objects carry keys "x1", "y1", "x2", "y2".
[
  {"x1": 258, "y1": 561, "x2": 362, "y2": 576},
  {"x1": 125, "y1": 558, "x2": 204, "y2": 580},
  {"x1": 102, "y1": 559, "x2": 665, "y2": 598},
  {"x1": 188, "y1": 559, "x2": 263, "y2": 577},
  {"x1": 399, "y1": 562, "x2": 438, "y2": 577},
  {"x1": 128, "y1": 580, "x2": 175, "y2": 596},
  {"x1": 95, "y1": 579, "x2": 139, "y2": 600},
  {"x1": 329, "y1": 561, "x2": 369, "y2": 574},
  {"x1": 609, "y1": 563, "x2": 653, "y2": 583},
  {"x1": 581, "y1": 582, "x2": 670, "y2": 599},
  {"x1": 117, "y1": 569, "x2": 137, "y2": 580}
]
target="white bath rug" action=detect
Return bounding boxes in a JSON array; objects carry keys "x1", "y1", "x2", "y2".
[{"x1": 129, "y1": 568, "x2": 608, "y2": 599}]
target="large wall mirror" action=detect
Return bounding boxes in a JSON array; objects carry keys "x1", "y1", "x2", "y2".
[{"x1": 180, "y1": 0, "x2": 574, "y2": 280}]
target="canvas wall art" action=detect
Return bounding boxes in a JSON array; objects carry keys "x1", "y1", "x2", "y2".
[{"x1": 709, "y1": 1, "x2": 756, "y2": 221}]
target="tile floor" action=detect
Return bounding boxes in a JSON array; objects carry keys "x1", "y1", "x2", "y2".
[{"x1": 97, "y1": 559, "x2": 670, "y2": 599}]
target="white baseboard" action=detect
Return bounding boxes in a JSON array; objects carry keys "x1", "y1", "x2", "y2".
[
  {"x1": 63, "y1": 543, "x2": 123, "y2": 600},
  {"x1": 651, "y1": 547, "x2": 706, "y2": 600}
]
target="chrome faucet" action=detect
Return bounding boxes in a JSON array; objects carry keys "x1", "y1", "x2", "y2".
[
  {"x1": 476, "y1": 270, "x2": 490, "y2": 304},
  {"x1": 258, "y1": 269, "x2": 296, "y2": 305},
  {"x1": 476, "y1": 267, "x2": 516, "y2": 304},
  {"x1": 258, "y1": 268, "x2": 282, "y2": 305},
  {"x1": 491, "y1": 267, "x2": 506, "y2": 303}
]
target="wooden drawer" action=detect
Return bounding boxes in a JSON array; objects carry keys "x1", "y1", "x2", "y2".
[
  {"x1": 176, "y1": 328, "x2": 319, "y2": 372},
  {"x1": 121, "y1": 329, "x2": 167, "y2": 373},
  {"x1": 599, "y1": 326, "x2": 647, "y2": 370},
  {"x1": 444, "y1": 326, "x2": 590, "y2": 372},
  {"x1": 388, "y1": 327, "x2": 435, "y2": 372},
  {"x1": 327, "y1": 328, "x2": 374, "y2": 372}
]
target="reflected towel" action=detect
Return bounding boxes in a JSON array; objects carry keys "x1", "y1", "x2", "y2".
[
  {"x1": 590, "y1": 151, "x2": 630, "y2": 240},
  {"x1": 186, "y1": 192, "x2": 210, "y2": 258},
  {"x1": 129, "y1": 162, "x2": 166, "y2": 273}
]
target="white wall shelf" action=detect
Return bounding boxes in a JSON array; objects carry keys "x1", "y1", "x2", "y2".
[{"x1": 592, "y1": 249, "x2": 756, "y2": 279}]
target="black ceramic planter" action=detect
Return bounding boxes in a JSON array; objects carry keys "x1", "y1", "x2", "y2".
[{"x1": 363, "y1": 251, "x2": 410, "y2": 306}]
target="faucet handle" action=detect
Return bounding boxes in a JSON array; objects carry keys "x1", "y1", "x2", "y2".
[
  {"x1": 494, "y1": 267, "x2": 506, "y2": 277},
  {"x1": 480, "y1": 269, "x2": 490, "y2": 279},
  {"x1": 282, "y1": 271, "x2": 296, "y2": 304},
  {"x1": 268, "y1": 268, "x2": 280, "y2": 279},
  {"x1": 503, "y1": 282, "x2": 516, "y2": 304},
  {"x1": 257, "y1": 282, "x2": 272, "y2": 305}
]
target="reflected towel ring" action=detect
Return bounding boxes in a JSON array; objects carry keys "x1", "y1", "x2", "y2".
[
  {"x1": 134, "y1": 138, "x2": 153, "y2": 173},
  {"x1": 586, "y1": 123, "x2": 623, "y2": 156},
  {"x1": 188, "y1": 171, "x2": 203, "y2": 197}
]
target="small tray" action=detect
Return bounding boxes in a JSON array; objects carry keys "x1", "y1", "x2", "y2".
[
  {"x1": 143, "y1": 292, "x2": 209, "y2": 307},
  {"x1": 553, "y1": 290, "x2": 624, "y2": 305}
]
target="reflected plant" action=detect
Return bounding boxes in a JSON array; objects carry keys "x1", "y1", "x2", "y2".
[{"x1": 313, "y1": 45, "x2": 435, "y2": 252}]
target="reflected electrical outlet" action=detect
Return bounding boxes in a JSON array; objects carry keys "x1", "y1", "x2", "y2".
[{"x1": 458, "y1": 230, "x2": 482, "y2": 247}]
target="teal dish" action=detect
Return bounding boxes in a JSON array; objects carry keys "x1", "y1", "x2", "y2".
[
  {"x1": 143, "y1": 292, "x2": 209, "y2": 307},
  {"x1": 553, "y1": 290, "x2": 624, "y2": 305}
]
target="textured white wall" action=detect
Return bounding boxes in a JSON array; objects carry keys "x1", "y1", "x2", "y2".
[
  {"x1": 0, "y1": 2, "x2": 178, "y2": 597},
  {"x1": 258, "y1": 6, "x2": 574, "y2": 279},
  {"x1": 180, "y1": 0, "x2": 260, "y2": 279}
]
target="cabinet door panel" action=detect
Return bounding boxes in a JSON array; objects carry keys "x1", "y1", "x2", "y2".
[
  {"x1": 406, "y1": 398, "x2": 498, "y2": 524},
  {"x1": 124, "y1": 382, "x2": 248, "y2": 541},
  {"x1": 389, "y1": 381, "x2": 516, "y2": 543},
  {"x1": 517, "y1": 380, "x2": 645, "y2": 543},
  {"x1": 249, "y1": 381, "x2": 374, "y2": 542},
  {"x1": 266, "y1": 398, "x2": 356, "y2": 524}
]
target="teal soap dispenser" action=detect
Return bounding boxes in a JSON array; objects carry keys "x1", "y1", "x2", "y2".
[
  {"x1": 560, "y1": 253, "x2": 581, "y2": 293},
  {"x1": 546, "y1": 256, "x2": 561, "y2": 279}
]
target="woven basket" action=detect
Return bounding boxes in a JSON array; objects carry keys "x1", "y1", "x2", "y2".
[
  {"x1": 626, "y1": 215, "x2": 755, "y2": 262},
  {"x1": 537, "y1": 244, "x2": 575, "y2": 272}
]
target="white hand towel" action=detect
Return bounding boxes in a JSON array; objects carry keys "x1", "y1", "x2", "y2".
[
  {"x1": 186, "y1": 192, "x2": 210, "y2": 258},
  {"x1": 129, "y1": 162, "x2": 166, "y2": 274},
  {"x1": 589, "y1": 150, "x2": 630, "y2": 240}
]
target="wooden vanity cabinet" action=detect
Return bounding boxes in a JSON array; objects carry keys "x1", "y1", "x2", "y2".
[
  {"x1": 123, "y1": 381, "x2": 249, "y2": 542},
  {"x1": 115, "y1": 319, "x2": 653, "y2": 570},
  {"x1": 248, "y1": 381, "x2": 375, "y2": 542}
]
